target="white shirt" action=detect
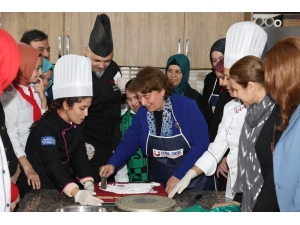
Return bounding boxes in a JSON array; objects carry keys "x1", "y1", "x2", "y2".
[
  {"x1": 0, "y1": 136, "x2": 10, "y2": 212},
  {"x1": 1, "y1": 84, "x2": 46, "y2": 158},
  {"x1": 195, "y1": 99, "x2": 246, "y2": 199}
]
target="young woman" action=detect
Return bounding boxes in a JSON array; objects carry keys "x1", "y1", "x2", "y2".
[
  {"x1": 168, "y1": 57, "x2": 247, "y2": 199},
  {"x1": 2, "y1": 43, "x2": 47, "y2": 196},
  {"x1": 100, "y1": 66, "x2": 215, "y2": 192},
  {"x1": 212, "y1": 56, "x2": 281, "y2": 212},
  {"x1": 40, "y1": 58, "x2": 53, "y2": 100},
  {"x1": 200, "y1": 38, "x2": 226, "y2": 126},
  {"x1": 264, "y1": 37, "x2": 300, "y2": 211},
  {"x1": 168, "y1": 22, "x2": 269, "y2": 204},
  {"x1": 23, "y1": 54, "x2": 102, "y2": 206}
]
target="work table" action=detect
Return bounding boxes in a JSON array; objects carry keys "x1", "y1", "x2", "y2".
[{"x1": 16, "y1": 189, "x2": 229, "y2": 212}]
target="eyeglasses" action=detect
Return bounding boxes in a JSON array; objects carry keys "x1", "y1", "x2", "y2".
[{"x1": 39, "y1": 75, "x2": 52, "y2": 82}]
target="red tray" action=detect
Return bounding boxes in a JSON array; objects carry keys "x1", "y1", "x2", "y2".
[{"x1": 94, "y1": 182, "x2": 168, "y2": 203}]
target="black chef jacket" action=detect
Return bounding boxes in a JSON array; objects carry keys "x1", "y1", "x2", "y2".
[
  {"x1": 84, "y1": 60, "x2": 122, "y2": 146},
  {"x1": 24, "y1": 110, "x2": 93, "y2": 193},
  {"x1": 84, "y1": 60, "x2": 122, "y2": 182}
]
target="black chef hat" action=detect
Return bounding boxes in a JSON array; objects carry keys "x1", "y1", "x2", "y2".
[{"x1": 89, "y1": 14, "x2": 113, "y2": 57}]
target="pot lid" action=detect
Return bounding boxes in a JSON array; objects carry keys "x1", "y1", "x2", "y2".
[{"x1": 115, "y1": 195, "x2": 176, "y2": 212}]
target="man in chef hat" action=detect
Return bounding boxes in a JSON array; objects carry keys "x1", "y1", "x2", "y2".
[
  {"x1": 83, "y1": 14, "x2": 126, "y2": 182},
  {"x1": 168, "y1": 21, "x2": 267, "y2": 202}
]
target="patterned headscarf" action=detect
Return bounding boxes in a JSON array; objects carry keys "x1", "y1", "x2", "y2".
[
  {"x1": 165, "y1": 54, "x2": 190, "y2": 95},
  {"x1": 0, "y1": 29, "x2": 21, "y2": 95},
  {"x1": 213, "y1": 57, "x2": 224, "y2": 75}
]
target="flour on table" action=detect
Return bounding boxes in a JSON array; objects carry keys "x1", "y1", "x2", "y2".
[{"x1": 98, "y1": 182, "x2": 160, "y2": 194}]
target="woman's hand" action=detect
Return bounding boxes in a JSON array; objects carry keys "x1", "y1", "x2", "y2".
[
  {"x1": 99, "y1": 164, "x2": 115, "y2": 178},
  {"x1": 18, "y1": 156, "x2": 41, "y2": 189},
  {"x1": 23, "y1": 165, "x2": 41, "y2": 190},
  {"x1": 212, "y1": 200, "x2": 240, "y2": 209},
  {"x1": 165, "y1": 176, "x2": 180, "y2": 193},
  {"x1": 33, "y1": 78, "x2": 46, "y2": 100},
  {"x1": 216, "y1": 157, "x2": 228, "y2": 179},
  {"x1": 11, "y1": 164, "x2": 21, "y2": 184},
  {"x1": 33, "y1": 77, "x2": 47, "y2": 110}
]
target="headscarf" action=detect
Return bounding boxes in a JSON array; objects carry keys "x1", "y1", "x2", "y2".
[
  {"x1": 165, "y1": 54, "x2": 190, "y2": 95},
  {"x1": 12, "y1": 43, "x2": 42, "y2": 121},
  {"x1": 209, "y1": 38, "x2": 226, "y2": 67},
  {"x1": 0, "y1": 29, "x2": 21, "y2": 95},
  {"x1": 13, "y1": 43, "x2": 40, "y2": 86},
  {"x1": 42, "y1": 58, "x2": 53, "y2": 91},
  {"x1": 213, "y1": 57, "x2": 224, "y2": 75}
]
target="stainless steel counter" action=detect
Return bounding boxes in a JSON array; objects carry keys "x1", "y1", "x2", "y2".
[{"x1": 16, "y1": 189, "x2": 229, "y2": 212}]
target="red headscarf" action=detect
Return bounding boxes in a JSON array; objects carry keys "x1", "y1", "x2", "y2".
[
  {"x1": 12, "y1": 43, "x2": 42, "y2": 121},
  {"x1": 0, "y1": 29, "x2": 21, "y2": 95},
  {"x1": 13, "y1": 42, "x2": 41, "y2": 86}
]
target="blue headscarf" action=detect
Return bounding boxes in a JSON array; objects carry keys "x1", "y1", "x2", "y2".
[
  {"x1": 41, "y1": 58, "x2": 53, "y2": 91},
  {"x1": 165, "y1": 54, "x2": 190, "y2": 95}
]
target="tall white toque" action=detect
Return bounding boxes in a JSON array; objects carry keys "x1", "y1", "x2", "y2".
[
  {"x1": 53, "y1": 54, "x2": 93, "y2": 100},
  {"x1": 224, "y1": 21, "x2": 268, "y2": 68}
]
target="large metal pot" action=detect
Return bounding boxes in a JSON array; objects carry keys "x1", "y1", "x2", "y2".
[{"x1": 53, "y1": 205, "x2": 112, "y2": 212}]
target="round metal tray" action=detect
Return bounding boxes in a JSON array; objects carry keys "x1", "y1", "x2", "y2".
[
  {"x1": 53, "y1": 205, "x2": 112, "y2": 212},
  {"x1": 115, "y1": 195, "x2": 176, "y2": 212}
]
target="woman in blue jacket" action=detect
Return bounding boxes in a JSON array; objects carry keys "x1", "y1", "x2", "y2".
[
  {"x1": 264, "y1": 36, "x2": 300, "y2": 212},
  {"x1": 100, "y1": 66, "x2": 215, "y2": 193}
]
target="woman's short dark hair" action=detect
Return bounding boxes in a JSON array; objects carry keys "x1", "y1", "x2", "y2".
[
  {"x1": 20, "y1": 29, "x2": 48, "y2": 44},
  {"x1": 129, "y1": 66, "x2": 173, "y2": 99}
]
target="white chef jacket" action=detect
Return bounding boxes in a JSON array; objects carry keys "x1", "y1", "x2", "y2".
[
  {"x1": 1, "y1": 84, "x2": 47, "y2": 158},
  {"x1": 195, "y1": 99, "x2": 246, "y2": 199},
  {"x1": 0, "y1": 135, "x2": 10, "y2": 212}
]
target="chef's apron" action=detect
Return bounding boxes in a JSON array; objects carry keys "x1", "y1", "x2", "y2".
[
  {"x1": 146, "y1": 107, "x2": 214, "y2": 190},
  {"x1": 208, "y1": 78, "x2": 219, "y2": 113}
]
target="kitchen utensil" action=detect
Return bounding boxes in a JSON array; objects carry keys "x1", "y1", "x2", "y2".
[
  {"x1": 183, "y1": 193, "x2": 202, "y2": 209},
  {"x1": 115, "y1": 195, "x2": 176, "y2": 212},
  {"x1": 101, "y1": 177, "x2": 107, "y2": 189},
  {"x1": 52, "y1": 205, "x2": 112, "y2": 212}
]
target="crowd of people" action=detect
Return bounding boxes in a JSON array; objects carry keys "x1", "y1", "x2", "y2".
[{"x1": 1, "y1": 15, "x2": 300, "y2": 212}]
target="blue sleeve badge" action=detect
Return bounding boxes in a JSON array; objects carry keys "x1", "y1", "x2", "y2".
[{"x1": 41, "y1": 136, "x2": 56, "y2": 146}]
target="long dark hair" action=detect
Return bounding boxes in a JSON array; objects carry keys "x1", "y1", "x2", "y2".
[{"x1": 30, "y1": 96, "x2": 90, "y2": 129}]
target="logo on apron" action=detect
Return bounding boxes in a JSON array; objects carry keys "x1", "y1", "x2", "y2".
[{"x1": 153, "y1": 149, "x2": 183, "y2": 158}]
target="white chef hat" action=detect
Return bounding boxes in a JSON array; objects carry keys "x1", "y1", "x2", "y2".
[
  {"x1": 224, "y1": 21, "x2": 267, "y2": 68},
  {"x1": 53, "y1": 54, "x2": 93, "y2": 100}
]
